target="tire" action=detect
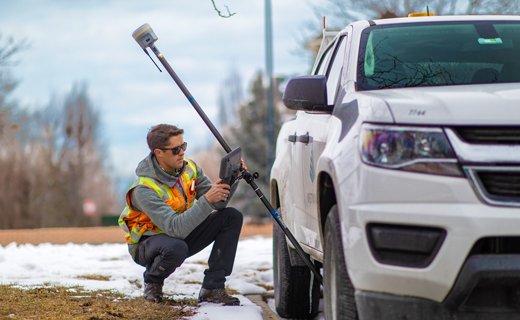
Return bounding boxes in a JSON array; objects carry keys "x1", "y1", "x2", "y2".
[
  {"x1": 273, "y1": 217, "x2": 320, "y2": 319},
  {"x1": 323, "y1": 205, "x2": 358, "y2": 320}
]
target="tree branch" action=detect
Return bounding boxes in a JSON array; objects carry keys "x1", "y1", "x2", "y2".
[
  {"x1": 0, "y1": 34, "x2": 29, "y2": 67},
  {"x1": 211, "y1": 0, "x2": 236, "y2": 18}
]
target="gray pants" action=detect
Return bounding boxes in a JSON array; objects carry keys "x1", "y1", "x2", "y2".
[{"x1": 133, "y1": 207, "x2": 243, "y2": 289}]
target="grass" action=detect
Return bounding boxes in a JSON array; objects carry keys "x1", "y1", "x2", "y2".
[
  {"x1": 256, "y1": 283, "x2": 274, "y2": 291},
  {"x1": 75, "y1": 274, "x2": 111, "y2": 281},
  {"x1": 225, "y1": 286, "x2": 240, "y2": 295},
  {"x1": 128, "y1": 279, "x2": 142, "y2": 289},
  {"x1": 0, "y1": 284, "x2": 197, "y2": 319}
]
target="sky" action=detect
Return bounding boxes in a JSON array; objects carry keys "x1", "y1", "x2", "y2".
[
  {"x1": 0, "y1": 236, "x2": 324, "y2": 319},
  {"x1": 0, "y1": 0, "x2": 329, "y2": 179}
]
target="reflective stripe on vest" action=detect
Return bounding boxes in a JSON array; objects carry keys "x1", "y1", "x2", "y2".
[{"x1": 118, "y1": 159, "x2": 198, "y2": 244}]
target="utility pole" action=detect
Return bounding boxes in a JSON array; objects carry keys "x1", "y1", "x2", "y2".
[{"x1": 265, "y1": 0, "x2": 275, "y2": 175}]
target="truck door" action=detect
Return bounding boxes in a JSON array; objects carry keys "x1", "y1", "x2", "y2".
[
  {"x1": 295, "y1": 35, "x2": 348, "y2": 250},
  {"x1": 289, "y1": 38, "x2": 337, "y2": 245}
]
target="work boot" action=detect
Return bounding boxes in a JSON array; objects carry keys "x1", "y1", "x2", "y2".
[
  {"x1": 143, "y1": 282, "x2": 163, "y2": 303},
  {"x1": 198, "y1": 287, "x2": 240, "y2": 306}
]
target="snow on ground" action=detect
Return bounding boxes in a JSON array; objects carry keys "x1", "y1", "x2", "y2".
[{"x1": 0, "y1": 236, "x2": 273, "y2": 320}]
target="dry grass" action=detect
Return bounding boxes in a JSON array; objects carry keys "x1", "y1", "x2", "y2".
[
  {"x1": 127, "y1": 279, "x2": 142, "y2": 289},
  {"x1": 75, "y1": 274, "x2": 111, "y2": 281},
  {"x1": 256, "y1": 283, "x2": 274, "y2": 291},
  {"x1": 225, "y1": 286, "x2": 240, "y2": 295},
  {"x1": 0, "y1": 284, "x2": 197, "y2": 319}
]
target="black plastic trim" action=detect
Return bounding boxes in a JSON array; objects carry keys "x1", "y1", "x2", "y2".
[
  {"x1": 366, "y1": 223, "x2": 446, "y2": 268},
  {"x1": 444, "y1": 254, "x2": 520, "y2": 312},
  {"x1": 356, "y1": 289, "x2": 520, "y2": 320},
  {"x1": 356, "y1": 254, "x2": 520, "y2": 319}
]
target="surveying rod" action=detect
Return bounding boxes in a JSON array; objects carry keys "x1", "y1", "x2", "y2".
[{"x1": 132, "y1": 23, "x2": 322, "y2": 284}]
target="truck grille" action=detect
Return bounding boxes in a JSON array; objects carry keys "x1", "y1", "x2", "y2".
[
  {"x1": 478, "y1": 171, "x2": 520, "y2": 200},
  {"x1": 453, "y1": 126, "x2": 520, "y2": 144},
  {"x1": 465, "y1": 167, "x2": 520, "y2": 207}
]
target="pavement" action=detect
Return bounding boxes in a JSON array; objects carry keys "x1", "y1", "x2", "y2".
[{"x1": 246, "y1": 293, "x2": 280, "y2": 320}]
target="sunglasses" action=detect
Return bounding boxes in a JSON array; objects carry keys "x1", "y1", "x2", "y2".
[{"x1": 158, "y1": 142, "x2": 187, "y2": 155}]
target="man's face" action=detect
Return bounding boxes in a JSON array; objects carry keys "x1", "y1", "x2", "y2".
[{"x1": 155, "y1": 135, "x2": 186, "y2": 172}]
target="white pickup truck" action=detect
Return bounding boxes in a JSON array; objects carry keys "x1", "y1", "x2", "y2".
[{"x1": 270, "y1": 14, "x2": 520, "y2": 320}]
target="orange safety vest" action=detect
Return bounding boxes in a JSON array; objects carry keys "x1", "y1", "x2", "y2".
[{"x1": 118, "y1": 159, "x2": 198, "y2": 244}]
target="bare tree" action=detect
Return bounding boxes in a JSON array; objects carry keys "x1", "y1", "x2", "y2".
[
  {"x1": 0, "y1": 32, "x2": 27, "y2": 134},
  {"x1": 0, "y1": 33, "x2": 29, "y2": 229},
  {"x1": 0, "y1": 84, "x2": 118, "y2": 229},
  {"x1": 0, "y1": 33, "x2": 28, "y2": 68},
  {"x1": 0, "y1": 32, "x2": 117, "y2": 229},
  {"x1": 39, "y1": 84, "x2": 117, "y2": 227}
]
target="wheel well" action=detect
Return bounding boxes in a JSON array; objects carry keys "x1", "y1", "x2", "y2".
[
  {"x1": 318, "y1": 173, "x2": 337, "y2": 235},
  {"x1": 270, "y1": 179, "x2": 280, "y2": 210},
  {"x1": 272, "y1": 174, "x2": 336, "y2": 236}
]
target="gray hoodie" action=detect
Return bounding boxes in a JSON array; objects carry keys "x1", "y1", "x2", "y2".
[{"x1": 128, "y1": 153, "x2": 238, "y2": 243}]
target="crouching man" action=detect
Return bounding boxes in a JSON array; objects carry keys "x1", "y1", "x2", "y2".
[{"x1": 119, "y1": 124, "x2": 243, "y2": 305}]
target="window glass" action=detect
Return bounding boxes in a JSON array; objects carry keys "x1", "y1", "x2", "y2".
[
  {"x1": 357, "y1": 21, "x2": 520, "y2": 90},
  {"x1": 326, "y1": 37, "x2": 347, "y2": 104},
  {"x1": 316, "y1": 42, "x2": 335, "y2": 75}
]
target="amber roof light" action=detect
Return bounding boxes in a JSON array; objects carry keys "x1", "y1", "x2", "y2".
[{"x1": 408, "y1": 12, "x2": 435, "y2": 17}]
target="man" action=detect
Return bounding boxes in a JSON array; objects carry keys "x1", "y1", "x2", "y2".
[{"x1": 119, "y1": 124, "x2": 243, "y2": 306}]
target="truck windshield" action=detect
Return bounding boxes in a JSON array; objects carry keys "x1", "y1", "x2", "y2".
[{"x1": 357, "y1": 21, "x2": 520, "y2": 90}]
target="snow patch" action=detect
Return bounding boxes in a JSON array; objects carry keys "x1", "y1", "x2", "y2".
[{"x1": 0, "y1": 237, "x2": 274, "y2": 320}]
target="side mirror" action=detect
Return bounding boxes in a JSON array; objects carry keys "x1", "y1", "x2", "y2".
[{"x1": 282, "y1": 75, "x2": 332, "y2": 112}]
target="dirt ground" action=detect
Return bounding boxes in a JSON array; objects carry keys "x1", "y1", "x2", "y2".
[{"x1": 0, "y1": 223, "x2": 273, "y2": 247}]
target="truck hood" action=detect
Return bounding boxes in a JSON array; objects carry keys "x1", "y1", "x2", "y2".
[{"x1": 362, "y1": 83, "x2": 520, "y2": 125}]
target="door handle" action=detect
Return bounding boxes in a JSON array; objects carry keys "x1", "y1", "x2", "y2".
[{"x1": 298, "y1": 132, "x2": 310, "y2": 144}]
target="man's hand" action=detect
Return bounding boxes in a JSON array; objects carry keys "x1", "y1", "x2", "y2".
[
  {"x1": 205, "y1": 179, "x2": 231, "y2": 203},
  {"x1": 238, "y1": 158, "x2": 247, "y2": 177}
]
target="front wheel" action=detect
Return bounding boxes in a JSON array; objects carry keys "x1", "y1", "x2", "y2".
[
  {"x1": 323, "y1": 205, "x2": 358, "y2": 320},
  {"x1": 273, "y1": 216, "x2": 320, "y2": 319}
]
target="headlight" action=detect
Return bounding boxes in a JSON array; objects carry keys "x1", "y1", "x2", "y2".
[{"x1": 360, "y1": 124, "x2": 463, "y2": 176}]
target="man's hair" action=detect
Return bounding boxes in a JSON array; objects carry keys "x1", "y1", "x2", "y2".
[{"x1": 147, "y1": 124, "x2": 184, "y2": 151}]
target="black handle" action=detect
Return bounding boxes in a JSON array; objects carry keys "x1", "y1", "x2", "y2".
[{"x1": 298, "y1": 132, "x2": 310, "y2": 144}]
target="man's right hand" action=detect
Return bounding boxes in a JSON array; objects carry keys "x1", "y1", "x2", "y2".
[{"x1": 204, "y1": 179, "x2": 231, "y2": 203}]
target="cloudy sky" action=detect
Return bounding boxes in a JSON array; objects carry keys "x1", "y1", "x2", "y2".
[{"x1": 1, "y1": 0, "x2": 330, "y2": 178}]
